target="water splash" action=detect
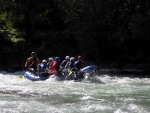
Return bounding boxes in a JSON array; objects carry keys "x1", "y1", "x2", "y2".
[{"x1": 0, "y1": 71, "x2": 150, "y2": 113}]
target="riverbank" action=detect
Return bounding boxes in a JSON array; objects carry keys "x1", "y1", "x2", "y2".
[{"x1": 97, "y1": 61, "x2": 150, "y2": 77}]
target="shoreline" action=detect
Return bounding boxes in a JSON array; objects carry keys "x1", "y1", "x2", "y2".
[
  {"x1": 1, "y1": 60, "x2": 150, "y2": 78},
  {"x1": 1, "y1": 66, "x2": 150, "y2": 78}
]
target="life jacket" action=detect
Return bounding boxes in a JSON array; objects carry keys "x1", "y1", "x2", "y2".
[
  {"x1": 60, "y1": 60, "x2": 67, "y2": 68},
  {"x1": 65, "y1": 61, "x2": 70, "y2": 68},
  {"x1": 39, "y1": 63, "x2": 46, "y2": 71},
  {"x1": 46, "y1": 61, "x2": 51, "y2": 69},
  {"x1": 68, "y1": 61, "x2": 75, "y2": 69},
  {"x1": 48, "y1": 61, "x2": 60, "y2": 75},
  {"x1": 74, "y1": 60, "x2": 84, "y2": 70}
]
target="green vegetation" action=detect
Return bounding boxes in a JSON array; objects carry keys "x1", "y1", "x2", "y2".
[
  {"x1": 10, "y1": 37, "x2": 25, "y2": 43},
  {"x1": 0, "y1": 0, "x2": 150, "y2": 70}
]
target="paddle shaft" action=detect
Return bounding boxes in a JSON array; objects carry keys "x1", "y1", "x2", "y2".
[{"x1": 28, "y1": 61, "x2": 35, "y2": 68}]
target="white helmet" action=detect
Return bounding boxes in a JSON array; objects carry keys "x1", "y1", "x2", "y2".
[
  {"x1": 70, "y1": 57, "x2": 75, "y2": 61},
  {"x1": 65, "y1": 56, "x2": 70, "y2": 60},
  {"x1": 42, "y1": 60, "x2": 47, "y2": 63},
  {"x1": 49, "y1": 57, "x2": 54, "y2": 61}
]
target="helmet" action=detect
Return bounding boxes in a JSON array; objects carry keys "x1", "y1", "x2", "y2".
[
  {"x1": 78, "y1": 56, "x2": 82, "y2": 59},
  {"x1": 70, "y1": 57, "x2": 75, "y2": 61},
  {"x1": 55, "y1": 57, "x2": 60, "y2": 62},
  {"x1": 31, "y1": 52, "x2": 36, "y2": 56},
  {"x1": 42, "y1": 60, "x2": 47, "y2": 63},
  {"x1": 65, "y1": 56, "x2": 70, "y2": 60},
  {"x1": 49, "y1": 57, "x2": 54, "y2": 61}
]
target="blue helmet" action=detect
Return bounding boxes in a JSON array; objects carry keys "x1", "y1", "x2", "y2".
[{"x1": 55, "y1": 57, "x2": 60, "y2": 62}]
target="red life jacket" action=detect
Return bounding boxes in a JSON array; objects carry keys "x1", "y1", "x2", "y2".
[{"x1": 48, "y1": 61, "x2": 59, "y2": 75}]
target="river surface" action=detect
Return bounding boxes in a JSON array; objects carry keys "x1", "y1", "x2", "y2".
[{"x1": 0, "y1": 71, "x2": 150, "y2": 113}]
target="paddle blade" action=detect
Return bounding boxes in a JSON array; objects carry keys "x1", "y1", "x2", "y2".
[
  {"x1": 68, "y1": 71, "x2": 72, "y2": 76},
  {"x1": 18, "y1": 75, "x2": 23, "y2": 78}
]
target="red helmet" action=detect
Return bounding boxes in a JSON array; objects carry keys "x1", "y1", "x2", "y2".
[{"x1": 78, "y1": 56, "x2": 82, "y2": 59}]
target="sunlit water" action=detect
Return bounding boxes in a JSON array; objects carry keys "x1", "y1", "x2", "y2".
[{"x1": 0, "y1": 71, "x2": 150, "y2": 113}]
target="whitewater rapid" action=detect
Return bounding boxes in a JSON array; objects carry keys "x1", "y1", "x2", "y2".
[{"x1": 0, "y1": 71, "x2": 150, "y2": 113}]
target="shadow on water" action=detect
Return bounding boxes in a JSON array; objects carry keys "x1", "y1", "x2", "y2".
[{"x1": 97, "y1": 68, "x2": 150, "y2": 78}]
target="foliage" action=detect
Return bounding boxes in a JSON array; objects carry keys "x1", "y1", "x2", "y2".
[{"x1": 0, "y1": 0, "x2": 150, "y2": 69}]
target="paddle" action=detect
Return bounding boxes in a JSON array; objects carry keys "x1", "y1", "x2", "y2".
[
  {"x1": 18, "y1": 69, "x2": 26, "y2": 79},
  {"x1": 18, "y1": 71, "x2": 25, "y2": 78},
  {"x1": 28, "y1": 61, "x2": 35, "y2": 70},
  {"x1": 18, "y1": 75, "x2": 23, "y2": 78},
  {"x1": 68, "y1": 71, "x2": 73, "y2": 76},
  {"x1": 68, "y1": 68, "x2": 78, "y2": 76}
]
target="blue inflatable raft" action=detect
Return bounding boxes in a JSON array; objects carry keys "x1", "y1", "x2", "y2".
[{"x1": 24, "y1": 65, "x2": 98, "y2": 81}]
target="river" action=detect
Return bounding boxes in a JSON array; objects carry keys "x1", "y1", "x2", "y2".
[{"x1": 0, "y1": 71, "x2": 150, "y2": 113}]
